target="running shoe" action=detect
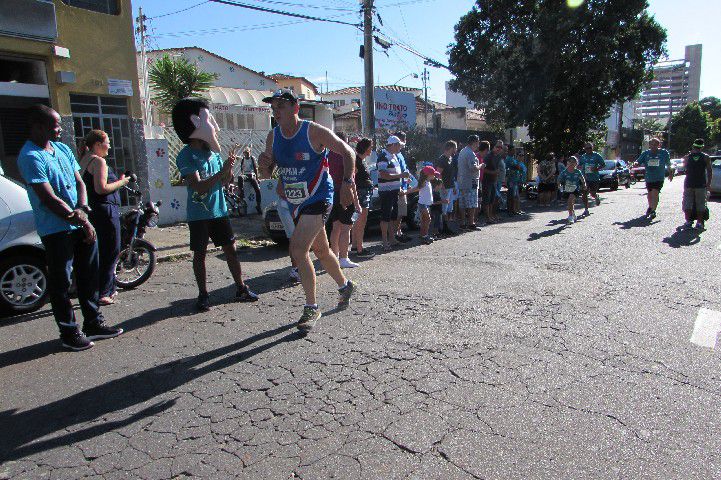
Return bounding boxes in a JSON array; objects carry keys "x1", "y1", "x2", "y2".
[
  {"x1": 338, "y1": 280, "x2": 356, "y2": 307},
  {"x1": 196, "y1": 293, "x2": 210, "y2": 312},
  {"x1": 339, "y1": 258, "x2": 360, "y2": 268},
  {"x1": 83, "y1": 322, "x2": 124, "y2": 341},
  {"x1": 567, "y1": 215, "x2": 574, "y2": 225},
  {"x1": 421, "y1": 235, "x2": 434, "y2": 245},
  {"x1": 61, "y1": 331, "x2": 94, "y2": 351},
  {"x1": 572, "y1": 212, "x2": 577, "y2": 222},
  {"x1": 354, "y1": 249, "x2": 374, "y2": 258},
  {"x1": 583, "y1": 208, "x2": 590, "y2": 216},
  {"x1": 645, "y1": 207, "x2": 652, "y2": 217},
  {"x1": 289, "y1": 267, "x2": 300, "y2": 282},
  {"x1": 297, "y1": 306, "x2": 321, "y2": 332},
  {"x1": 694, "y1": 221, "x2": 705, "y2": 231},
  {"x1": 649, "y1": 210, "x2": 657, "y2": 219},
  {"x1": 595, "y1": 197, "x2": 601, "y2": 206},
  {"x1": 236, "y1": 284, "x2": 259, "y2": 302},
  {"x1": 395, "y1": 233, "x2": 412, "y2": 243}
]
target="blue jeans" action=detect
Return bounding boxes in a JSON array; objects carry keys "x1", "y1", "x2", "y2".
[{"x1": 41, "y1": 229, "x2": 103, "y2": 336}]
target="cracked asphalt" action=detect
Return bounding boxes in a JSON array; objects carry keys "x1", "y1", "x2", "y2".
[{"x1": 1, "y1": 179, "x2": 720, "y2": 479}]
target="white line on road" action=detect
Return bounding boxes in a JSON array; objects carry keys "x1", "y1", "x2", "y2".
[{"x1": 690, "y1": 308, "x2": 721, "y2": 349}]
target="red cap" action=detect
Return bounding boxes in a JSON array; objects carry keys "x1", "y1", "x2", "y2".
[{"x1": 421, "y1": 165, "x2": 440, "y2": 177}]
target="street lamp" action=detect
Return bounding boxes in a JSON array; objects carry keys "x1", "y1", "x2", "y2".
[{"x1": 393, "y1": 73, "x2": 419, "y2": 85}]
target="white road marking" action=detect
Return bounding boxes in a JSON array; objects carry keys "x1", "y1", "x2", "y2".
[{"x1": 690, "y1": 308, "x2": 721, "y2": 349}]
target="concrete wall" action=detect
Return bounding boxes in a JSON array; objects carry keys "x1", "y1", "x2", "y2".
[{"x1": 273, "y1": 78, "x2": 317, "y2": 100}]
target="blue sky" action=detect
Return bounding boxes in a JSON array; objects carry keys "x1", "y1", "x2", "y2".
[{"x1": 132, "y1": 0, "x2": 721, "y2": 103}]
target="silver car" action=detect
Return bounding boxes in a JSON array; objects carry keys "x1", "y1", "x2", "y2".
[
  {"x1": 710, "y1": 156, "x2": 721, "y2": 196},
  {"x1": 0, "y1": 174, "x2": 48, "y2": 316}
]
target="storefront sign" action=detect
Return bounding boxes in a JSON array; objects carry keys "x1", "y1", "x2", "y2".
[{"x1": 361, "y1": 87, "x2": 417, "y2": 130}]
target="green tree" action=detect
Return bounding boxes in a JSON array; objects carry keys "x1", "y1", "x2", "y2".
[
  {"x1": 668, "y1": 102, "x2": 712, "y2": 155},
  {"x1": 634, "y1": 117, "x2": 665, "y2": 134},
  {"x1": 148, "y1": 54, "x2": 218, "y2": 114},
  {"x1": 448, "y1": 0, "x2": 666, "y2": 155},
  {"x1": 699, "y1": 96, "x2": 721, "y2": 121}
]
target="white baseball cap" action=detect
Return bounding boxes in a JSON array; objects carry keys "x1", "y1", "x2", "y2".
[{"x1": 387, "y1": 135, "x2": 405, "y2": 146}]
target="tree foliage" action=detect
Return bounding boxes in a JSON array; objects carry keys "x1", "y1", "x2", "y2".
[
  {"x1": 148, "y1": 54, "x2": 219, "y2": 114},
  {"x1": 635, "y1": 117, "x2": 665, "y2": 134},
  {"x1": 699, "y1": 96, "x2": 721, "y2": 122},
  {"x1": 668, "y1": 102, "x2": 712, "y2": 155},
  {"x1": 448, "y1": 0, "x2": 666, "y2": 155}
]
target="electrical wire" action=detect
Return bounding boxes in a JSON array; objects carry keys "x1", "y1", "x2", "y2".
[
  {"x1": 241, "y1": 0, "x2": 356, "y2": 11},
  {"x1": 149, "y1": 1, "x2": 210, "y2": 19},
  {"x1": 208, "y1": 0, "x2": 362, "y2": 27}
]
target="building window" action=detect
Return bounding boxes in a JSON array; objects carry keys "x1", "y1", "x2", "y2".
[
  {"x1": 61, "y1": 0, "x2": 119, "y2": 15},
  {"x1": 70, "y1": 94, "x2": 136, "y2": 205}
]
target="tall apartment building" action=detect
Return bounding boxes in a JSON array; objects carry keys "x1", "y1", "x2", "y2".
[{"x1": 635, "y1": 44, "x2": 702, "y2": 121}]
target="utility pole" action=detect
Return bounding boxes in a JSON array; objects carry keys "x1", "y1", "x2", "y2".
[
  {"x1": 362, "y1": 0, "x2": 375, "y2": 139},
  {"x1": 421, "y1": 67, "x2": 429, "y2": 130},
  {"x1": 136, "y1": 7, "x2": 150, "y2": 127}
]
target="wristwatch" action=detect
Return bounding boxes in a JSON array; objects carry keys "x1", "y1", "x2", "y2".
[{"x1": 342, "y1": 177, "x2": 355, "y2": 185}]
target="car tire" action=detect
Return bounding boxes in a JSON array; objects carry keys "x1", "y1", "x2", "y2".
[{"x1": 0, "y1": 254, "x2": 49, "y2": 316}]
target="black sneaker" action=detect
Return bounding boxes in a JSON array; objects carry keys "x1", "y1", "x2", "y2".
[
  {"x1": 649, "y1": 210, "x2": 657, "y2": 219},
  {"x1": 61, "y1": 331, "x2": 94, "y2": 351},
  {"x1": 83, "y1": 322, "x2": 124, "y2": 341},
  {"x1": 236, "y1": 284, "x2": 259, "y2": 302},
  {"x1": 354, "y1": 249, "x2": 374, "y2": 258},
  {"x1": 338, "y1": 280, "x2": 356, "y2": 307},
  {"x1": 421, "y1": 235, "x2": 434, "y2": 245},
  {"x1": 196, "y1": 293, "x2": 210, "y2": 312},
  {"x1": 297, "y1": 306, "x2": 321, "y2": 332},
  {"x1": 395, "y1": 233, "x2": 412, "y2": 243}
]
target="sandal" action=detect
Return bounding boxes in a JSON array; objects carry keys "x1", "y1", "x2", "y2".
[{"x1": 99, "y1": 296, "x2": 115, "y2": 306}]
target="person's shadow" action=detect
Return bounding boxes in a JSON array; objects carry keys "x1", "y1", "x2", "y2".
[
  {"x1": 612, "y1": 215, "x2": 659, "y2": 230},
  {"x1": 527, "y1": 219, "x2": 567, "y2": 241},
  {"x1": 0, "y1": 322, "x2": 303, "y2": 462},
  {"x1": 662, "y1": 225, "x2": 701, "y2": 248}
]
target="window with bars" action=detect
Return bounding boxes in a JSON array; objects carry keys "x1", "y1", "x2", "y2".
[{"x1": 70, "y1": 94, "x2": 136, "y2": 205}]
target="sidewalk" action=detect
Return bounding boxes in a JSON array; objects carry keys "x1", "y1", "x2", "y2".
[{"x1": 146, "y1": 214, "x2": 272, "y2": 262}]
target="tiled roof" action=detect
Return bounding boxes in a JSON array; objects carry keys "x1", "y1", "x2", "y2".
[{"x1": 323, "y1": 85, "x2": 421, "y2": 96}]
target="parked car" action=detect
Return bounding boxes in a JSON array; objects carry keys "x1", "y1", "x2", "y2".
[
  {"x1": 598, "y1": 159, "x2": 632, "y2": 190},
  {"x1": 525, "y1": 177, "x2": 539, "y2": 199},
  {"x1": 710, "y1": 156, "x2": 721, "y2": 197},
  {"x1": 0, "y1": 174, "x2": 48, "y2": 316},
  {"x1": 263, "y1": 164, "x2": 419, "y2": 245},
  {"x1": 671, "y1": 158, "x2": 686, "y2": 175},
  {"x1": 630, "y1": 163, "x2": 645, "y2": 180}
]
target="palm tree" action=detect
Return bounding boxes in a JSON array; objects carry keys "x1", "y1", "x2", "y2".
[{"x1": 148, "y1": 54, "x2": 218, "y2": 114}]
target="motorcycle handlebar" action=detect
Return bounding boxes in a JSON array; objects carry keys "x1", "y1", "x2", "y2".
[{"x1": 125, "y1": 171, "x2": 138, "y2": 183}]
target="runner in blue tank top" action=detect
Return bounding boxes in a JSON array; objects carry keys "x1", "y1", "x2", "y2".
[{"x1": 259, "y1": 90, "x2": 356, "y2": 332}]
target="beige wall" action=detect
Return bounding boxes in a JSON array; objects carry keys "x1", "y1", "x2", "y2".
[{"x1": 274, "y1": 78, "x2": 317, "y2": 101}]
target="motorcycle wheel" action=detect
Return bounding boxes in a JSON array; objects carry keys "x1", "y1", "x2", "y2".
[{"x1": 115, "y1": 241, "x2": 157, "y2": 289}]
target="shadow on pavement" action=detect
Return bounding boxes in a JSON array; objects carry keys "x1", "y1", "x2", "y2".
[
  {"x1": 662, "y1": 225, "x2": 701, "y2": 248},
  {"x1": 0, "y1": 305, "x2": 65, "y2": 327},
  {"x1": 613, "y1": 215, "x2": 659, "y2": 230},
  {"x1": 0, "y1": 299, "x2": 193, "y2": 369},
  {"x1": 0, "y1": 322, "x2": 301, "y2": 462}
]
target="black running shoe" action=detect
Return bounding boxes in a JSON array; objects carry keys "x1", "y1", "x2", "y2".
[
  {"x1": 61, "y1": 331, "x2": 94, "y2": 351},
  {"x1": 236, "y1": 285, "x2": 259, "y2": 302},
  {"x1": 395, "y1": 233, "x2": 412, "y2": 243},
  {"x1": 83, "y1": 322, "x2": 124, "y2": 341},
  {"x1": 649, "y1": 210, "x2": 657, "y2": 219},
  {"x1": 196, "y1": 293, "x2": 210, "y2": 312}
]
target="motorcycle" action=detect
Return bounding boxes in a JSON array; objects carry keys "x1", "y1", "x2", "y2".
[{"x1": 115, "y1": 175, "x2": 162, "y2": 289}]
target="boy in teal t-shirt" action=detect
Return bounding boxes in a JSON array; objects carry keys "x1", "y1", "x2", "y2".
[
  {"x1": 634, "y1": 137, "x2": 673, "y2": 218},
  {"x1": 172, "y1": 97, "x2": 258, "y2": 310},
  {"x1": 558, "y1": 156, "x2": 587, "y2": 224}
]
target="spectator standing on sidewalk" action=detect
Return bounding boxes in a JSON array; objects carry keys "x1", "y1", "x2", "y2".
[
  {"x1": 237, "y1": 147, "x2": 262, "y2": 215},
  {"x1": 538, "y1": 153, "x2": 557, "y2": 207},
  {"x1": 505, "y1": 145, "x2": 525, "y2": 215},
  {"x1": 351, "y1": 137, "x2": 375, "y2": 257},
  {"x1": 394, "y1": 131, "x2": 412, "y2": 243},
  {"x1": 433, "y1": 140, "x2": 458, "y2": 233},
  {"x1": 482, "y1": 140, "x2": 503, "y2": 223},
  {"x1": 376, "y1": 136, "x2": 410, "y2": 251},
  {"x1": 456, "y1": 135, "x2": 482, "y2": 230},
  {"x1": 17, "y1": 105, "x2": 123, "y2": 351},
  {"x1": 496, "y1": 145, "x2": 508, "y2": 212}
]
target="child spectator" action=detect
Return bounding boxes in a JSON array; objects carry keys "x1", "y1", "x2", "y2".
[{"x1": 405, "y1": 166, "x2": 442, "y2": 244}]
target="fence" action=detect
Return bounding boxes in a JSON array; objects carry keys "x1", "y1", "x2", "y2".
[{"x1": 163, "y1": 127, "x2": 269, "y2": 185}]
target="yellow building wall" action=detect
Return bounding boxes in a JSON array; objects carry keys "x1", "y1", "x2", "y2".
[
  {"x1": 274, "y1": 78, "x2": 317, "y2": 101},
  {"x1": 0, "y1": 0, "x2": 141, "y2": 117}
]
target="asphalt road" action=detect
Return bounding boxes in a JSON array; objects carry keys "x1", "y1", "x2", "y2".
[{"x1": 1, "y1": 179, "x2": 720, "y2": 479}]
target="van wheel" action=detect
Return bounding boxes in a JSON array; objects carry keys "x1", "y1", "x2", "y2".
[{"x1": 0, "y1": 255, "x2": 49, "y2": 316}]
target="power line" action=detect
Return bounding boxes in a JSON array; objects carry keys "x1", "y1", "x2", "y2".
[
  {"x1": 241, "y1": 0, "x2": 356, "y2": 11},
  {"x1": 149, "y1": 1, "x2": 210, "y2": 19},
  {"x1": 208, "y1": 0, "x2": 362, "y2": 27},
  {"x1": 152, "y1": 19, "x2": 311, "y2": 38}
]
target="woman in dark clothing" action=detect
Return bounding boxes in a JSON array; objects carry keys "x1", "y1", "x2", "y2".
[
  {"x1": 78, "y1": 130, "x2": 130, "y2": 305},
  {"x1": 351, "y1": 138, "x2": 374, "y2": 257}
]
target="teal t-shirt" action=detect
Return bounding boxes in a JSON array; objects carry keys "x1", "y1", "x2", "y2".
[
  {"x1": 17, "y1": 140, "x2": 81, "y2": 237},
  {"x1": 176, "y1": 145, "x2": 228, "y2": 221},
  {"x1": 636, "y1": 148, "x2": 670, "y2": 183},
  {"x1": 559, "y1": 168, "x2": 584, "y2": 192},
  {"x1": 578, "y1": 152, "x2": 605, "y2": 181},
  {"x1": 506, "y1": 156, "x2": 527, "y2": 184}
]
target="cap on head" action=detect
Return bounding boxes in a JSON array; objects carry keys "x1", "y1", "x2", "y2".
[
  {"x1": 262, "y1": 89, "x2": 298, "y2": 104},
  {"x1": 421, "y1": 165, "x2": 440, "y2": 177},
  {"x1": 693, "y1": 138, "x2": 705, "y2": 149},
  {"x1": 387, "y1": 135, "x2": 405, "y2": 146}
]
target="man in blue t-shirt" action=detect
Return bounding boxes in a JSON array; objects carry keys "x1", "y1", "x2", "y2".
[
  {"x1": 634, "y1": 137, "x2": 673, "y2": 218},
  {"x1": 394, "y1": 131, "x2": 412, "y2": 243},
  {"x1": 172, "y1": 98, "x2": 258, "y2": 311},
  {"x1": 17, "y1": 105, "x2": 123, "y2": 351},
  {"x1": 578, "y1": 142, "x2": 606, "y2": 214}
]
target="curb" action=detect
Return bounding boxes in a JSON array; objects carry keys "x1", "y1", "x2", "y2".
[{"x1": 156, "y1": 237, "x2": 276, "y2": 263}]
